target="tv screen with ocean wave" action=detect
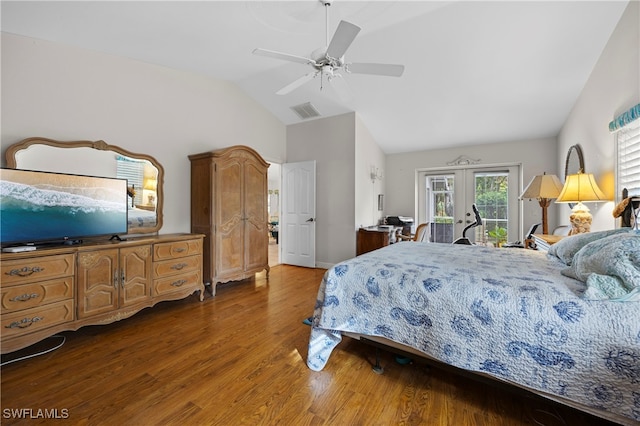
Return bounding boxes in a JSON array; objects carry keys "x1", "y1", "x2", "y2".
[{"x1": 1, "y1": 168, "x2": 129, "y2": 245}]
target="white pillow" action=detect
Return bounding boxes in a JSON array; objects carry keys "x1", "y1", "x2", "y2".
[{"x1": 547, "y1": 228, "x2": 631, "y2": 265}]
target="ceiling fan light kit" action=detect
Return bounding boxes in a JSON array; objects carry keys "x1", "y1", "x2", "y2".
[{"x1": 253, "y1": 0, "x2": 405, "y2": 97}]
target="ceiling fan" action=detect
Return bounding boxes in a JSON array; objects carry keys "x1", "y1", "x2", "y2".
[{"x1": 252, "y1": 0, "x2": 405, "y2": 98}]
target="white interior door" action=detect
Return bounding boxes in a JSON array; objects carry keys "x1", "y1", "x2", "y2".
[{"x1": 281, "y1": 161, "x2": 316, "y2": 267}]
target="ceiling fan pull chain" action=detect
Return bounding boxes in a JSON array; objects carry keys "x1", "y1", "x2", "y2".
[{"x1": 324, "y1": 1, "x2": 330, "y2": 47}]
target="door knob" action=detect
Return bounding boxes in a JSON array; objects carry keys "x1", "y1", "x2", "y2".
[{"x1": 306, "y1": 218, "x2": 315, "y2": 222}]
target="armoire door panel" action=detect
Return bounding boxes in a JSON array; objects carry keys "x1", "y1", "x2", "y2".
[
  {"x1": 215, "y1": 159, "x2": 244, "y2": 278},
  {"x1": 217, "y1": 161, "x2": 243, "y2": 227}
]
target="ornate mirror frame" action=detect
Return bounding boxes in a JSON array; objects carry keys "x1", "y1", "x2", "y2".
[
  {"x1": 564, "y1": 144, "x2": 585, "y2": 178},
  {"x1": 564, "y1": 144, "x2": 585, "y2": 209},
  {"x1": 5, "y1": 137, "x2": 164, "y2": 234}
]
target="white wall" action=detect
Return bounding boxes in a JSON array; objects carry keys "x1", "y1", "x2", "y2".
[
  {"x1": 385, "y1": 137, "x2": 558, "y2": 239},
  {"x1": 355, "y1": 114, "x2": 386, "y2": 229},
  {"x1": 287, "y1": 113, "x2": 356, "y2": 267},
  {"x1": 557, "y1": 0, "x2": 639, "y2": 232},
  {"x1": 1, "y1": 33, "x2": 287, "y2": 234}
]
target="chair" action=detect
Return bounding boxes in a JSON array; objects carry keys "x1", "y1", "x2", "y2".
[{"x1": 397, "y1": 223, "x2": 430, "y2": 242}]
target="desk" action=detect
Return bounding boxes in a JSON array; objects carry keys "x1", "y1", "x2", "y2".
[{"x1": 357, "y1": 226, "x2": 400, "y2": 255}]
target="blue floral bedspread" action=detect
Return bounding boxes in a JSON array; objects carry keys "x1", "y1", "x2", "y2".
[{"x1": 307, "y1": 242, "x2": 640, "y2": 423}]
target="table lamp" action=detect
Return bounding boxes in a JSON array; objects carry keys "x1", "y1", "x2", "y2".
[
  {"x1": 555, "y1": 171, "x2": 606, "y2": 235},
  {"x1": 520, "y1": 173, "x2": 563, "y2": 235}
]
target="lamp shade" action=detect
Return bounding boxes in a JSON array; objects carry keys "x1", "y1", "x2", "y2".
[
  {"x1": 556, "y1": 172, "x2": 606, "y2": 203},
  {"x1": 520, "y1": 173, "x2": 563, "y2": 199},
  {"x1": 143, "y1": 178, "x2": 157, "y2": 191}
]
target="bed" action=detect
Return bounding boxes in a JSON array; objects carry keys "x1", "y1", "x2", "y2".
[
  {"x1": 307, "y1": 229, "x2": 640, "y2": 425},
  {"x1": 127, "y1": 206, "x2": 157, "y2": 229}
]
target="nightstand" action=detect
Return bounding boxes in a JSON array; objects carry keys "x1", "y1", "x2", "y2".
[{"x1": 531, "y1": 234, "x2": 565, "y2": 251}]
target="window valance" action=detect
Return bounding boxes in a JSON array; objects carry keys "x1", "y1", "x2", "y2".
[{"x1": 609, "y1": 103, "x2": 640, "y2": 133}]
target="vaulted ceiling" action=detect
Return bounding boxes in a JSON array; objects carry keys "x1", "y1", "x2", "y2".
[{"x1": 1, "y1": 1, "x2": 629, "y2": 153}]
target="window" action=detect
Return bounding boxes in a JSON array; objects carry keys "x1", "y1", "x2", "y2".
[
  {"x1": 612, "y1": 104, "x2": 640, "y2": 198},
  {"x1": 116, "y1": 155, "x2": 145, "y2": 206}
]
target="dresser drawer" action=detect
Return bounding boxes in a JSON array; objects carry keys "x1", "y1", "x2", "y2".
[
  {"x1": 1, "y1": 277, "x2": 74, "y2": 313},
  {"x1": 1, "y1": 254, "x2": 75, "y2": 287},
  {"x1": 153, "y1": 255, "x2": 201, "y2": 279},
  {"x1": 2, "y1": 300, "x2": 74, "y2": 339},
  {"x1": 153, "y1": 271, "x2": 201, "y2": 296},
  {"x1": 153, "y1": 239, "x2": 202, "y2": 261}
]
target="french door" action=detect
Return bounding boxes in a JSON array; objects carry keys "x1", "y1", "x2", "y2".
[{"x1": 417, "y1": 165, "x2": 520, "y2": 245}]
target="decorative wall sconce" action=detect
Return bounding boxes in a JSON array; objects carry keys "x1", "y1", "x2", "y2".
[
  {"x1": 447, "y1": 155, "x2": 481, "y2": 166},
  {"x1": 370, "y1": 166, "x2": 383, "y2": 182}
]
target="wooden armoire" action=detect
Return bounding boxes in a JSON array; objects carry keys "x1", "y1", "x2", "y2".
[{"x1": 189, "y1": 145, "x2": 270, "y2": 296}]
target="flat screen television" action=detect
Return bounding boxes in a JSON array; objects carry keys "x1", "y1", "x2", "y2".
[{"x1": 1, "y1": 168, "x2": 129, "y2": 246}]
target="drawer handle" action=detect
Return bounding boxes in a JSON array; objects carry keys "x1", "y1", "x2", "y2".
[
  {"x1": 174, "y1": 248, "x2": 186, "y2": 253},
  {"x1": 10, "y1": 293, "x2": 40, "y2": 302},
  {"x1": 171, "y1": 279, "x2": 187, "y2": 287},
  {"x1": 6, "y1": 316, "x2": 43, "y2": 329},
  {"x1": 171, "y1": 263, "x2": 188, "y2": 271},
  {"x1": 6, "y1": 266, "x2": 45, "y2": 278}
]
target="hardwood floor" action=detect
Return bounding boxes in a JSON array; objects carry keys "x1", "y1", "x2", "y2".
[{"x1": 1, "y1": 265, "x2": 620, "y2": 425}]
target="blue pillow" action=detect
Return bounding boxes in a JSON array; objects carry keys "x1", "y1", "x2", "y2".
[
  {"x1": 547, "y1": 228, "x2": 631, "y2": 265},
  {"x1": 561, "y1": 233, "x2": 640, "y2": 301}
]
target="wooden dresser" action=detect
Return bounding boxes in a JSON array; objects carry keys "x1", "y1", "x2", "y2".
[
  {"x1": 1, "y1": 233, "x2": 204, "y2": 354},
  {"x1": 189, "y1": 145, "x2": 270, "y2": 296}
]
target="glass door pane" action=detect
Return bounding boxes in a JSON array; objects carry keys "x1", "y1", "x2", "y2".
[
  {"x1": 473, "y1": 171, "x2": 509, "y2": 246},
  {"x1": 425, "y1": 174, "x2": 455, "y2": 243}
]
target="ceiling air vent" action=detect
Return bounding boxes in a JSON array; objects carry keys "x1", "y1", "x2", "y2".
[{"x1": 291, "y1": 102, "x2": 321, "y2": 120}]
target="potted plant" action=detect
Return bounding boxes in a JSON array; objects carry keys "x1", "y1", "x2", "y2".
[{"x1": 488, "y1": 226, "x2": 508, "y2": 247}]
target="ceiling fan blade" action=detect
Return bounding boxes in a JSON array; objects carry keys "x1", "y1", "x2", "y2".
[
  {"x1": 276, "y1": 72, "x2": 318, "y2": 95},
  {"x1": 329, "y1": 74, "x2": 352, "y2": 102},
  {"x1": 253, "y1": 48, "x2": 316, "y2": 66},
  {"x1": 348, "y1": 63, "x2": 405, "y2": 77},
  {"x1": 326, "y1": 21, "x2": 361, "y2": 59}
]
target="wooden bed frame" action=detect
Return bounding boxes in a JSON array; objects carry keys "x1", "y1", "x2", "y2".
[{"x1": 344, "y1": 331, "x2": 634, "y2": 426}]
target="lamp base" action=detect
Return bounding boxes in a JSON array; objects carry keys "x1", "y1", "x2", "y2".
[{"x1": 568, "y1": 201, "x2": 592, "y2": 235}]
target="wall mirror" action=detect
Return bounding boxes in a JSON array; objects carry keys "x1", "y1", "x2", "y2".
[
  {"x1": 564, "y1": 144, "x2": 585, "y2": 178},
  {"x1": 564, "y1": 144, "x2": 585, "y2": 209},
  {"x1": 5, "y1": 137, "x2": 164, "y2": 234}
]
